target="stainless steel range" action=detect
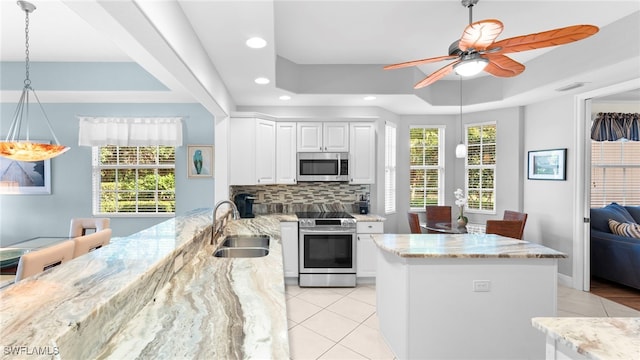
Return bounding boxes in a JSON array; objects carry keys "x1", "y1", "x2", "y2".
[{"x1": 297, "y1": 212, "x2": 357, "y2": 287}]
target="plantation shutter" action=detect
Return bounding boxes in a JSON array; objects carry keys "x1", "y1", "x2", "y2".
[{"x1": 384, "y1": 122, "x2": 397, "y2": 214}]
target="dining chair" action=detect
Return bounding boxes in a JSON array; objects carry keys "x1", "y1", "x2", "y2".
[
  {"x1": 503, "y1": 210, "x2": 528, "y2": 239},
  {"x1": 485, "y1": 220, "x2": 525, "y2": 240},
  {"x1": 69, "y1": 217, "x2": 110, "y2": 238},
  {"x1": 425, "y1": 206, "x2": 451, "y2": 234},
  {"x1": 407, "y1": 212, "x2": 422, "y2": 234},
  {"x1": 14, "y1": 240, "x2": 75, "y2": 282},
  {"x1": 73, "y1": 229, "x2": 112, "y2": 258}
]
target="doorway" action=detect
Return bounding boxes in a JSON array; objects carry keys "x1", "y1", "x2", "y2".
[{"x1": 574, "y1": 79, "x2": 640, "y2": 292}]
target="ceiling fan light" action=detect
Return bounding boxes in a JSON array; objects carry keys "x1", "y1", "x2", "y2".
[{"x1": 454, "y1": 57, "x2": 489, "y2": 76}]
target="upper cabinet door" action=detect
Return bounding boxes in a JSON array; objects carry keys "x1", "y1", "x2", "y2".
[
  {"x1": 323, "y1": 122, "x2": 350, "y2": 152},
  {"x1": 276, "y1": 122, "x2": 297, "y2": 184},
  {"x1": 255, "y1": 119, "x2": 276, "y2": 184},
  {"x1": 349, "y1": 123, "x2": 376, "y2": 184},
  {"x1": 297, "y1": 122, "x2": 323, "y2": 152}
]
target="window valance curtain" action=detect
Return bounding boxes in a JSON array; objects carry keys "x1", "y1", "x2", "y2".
[
  {"x1": 78, "y1": 117, "x2": 183, "y2": 147},
  {"x1": 590, "y1": 112, "x2": 639, "y2": 142}
]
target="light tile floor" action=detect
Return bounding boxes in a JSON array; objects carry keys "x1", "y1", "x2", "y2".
[{"x1": 285, "y1": 284, "x2": 640, "y2": 360}]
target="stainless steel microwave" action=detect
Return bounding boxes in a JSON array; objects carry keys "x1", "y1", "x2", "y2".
[{"x1": 297, "y1": 152, "x2": 349, "y2": 182}]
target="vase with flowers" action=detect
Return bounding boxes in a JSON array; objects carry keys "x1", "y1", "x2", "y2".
[{"x1": 454, "y1": 188, "x2": 468, "y2": 227}]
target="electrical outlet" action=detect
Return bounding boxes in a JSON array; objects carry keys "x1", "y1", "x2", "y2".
[{"x1": 473, "y1": 280, "x2": 491, "y2": 292}]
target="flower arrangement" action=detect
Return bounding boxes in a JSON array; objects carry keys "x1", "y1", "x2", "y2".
[{"x1": 454, "y1": 188, "x2": 468, "y2": 226}]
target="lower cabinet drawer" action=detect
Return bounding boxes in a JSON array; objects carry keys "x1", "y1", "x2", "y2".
[{"x1": 357, "y1": 221, "x2": 384, "y2": 234}]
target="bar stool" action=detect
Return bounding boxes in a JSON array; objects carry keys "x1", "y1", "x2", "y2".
[
  {"x1": 73, "y1": 229, "x2": 112, "y2": 258},
  {"x1": 69, "y1": 217, "x2": 110, "y2": 237},
  {"x1": 14, "y1": 240, "x2": 75, "y2": 282}
]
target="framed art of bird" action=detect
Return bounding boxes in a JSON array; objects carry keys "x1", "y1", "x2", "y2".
[{"x1": 187, "y1": 145, "x2": 214, "y2": 178}]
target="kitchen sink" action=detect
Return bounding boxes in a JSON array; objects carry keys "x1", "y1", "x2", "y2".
[
  {"x1": 222, "y1": 235, "x2": 270, "y2": 248},
  {"x1": 213, "y1": 247, "x2": 269, "y2": 258}
]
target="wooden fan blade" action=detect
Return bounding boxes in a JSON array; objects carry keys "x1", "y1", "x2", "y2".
[
  {"x1": 459, "y1": 19, "x2": 504, "y2": 51},
  {"x1": 484, "y1": 54, "x2": 525, "y2": 77},
  {"x1": 414, "y1": 60, "x2": 460, "y2": 89},
  {"x1": 488, "y1": 24, "x2": 599, "y2": 54},
  {"x1": 384, "y1": 55, "x2": 459, "y2": 70}
]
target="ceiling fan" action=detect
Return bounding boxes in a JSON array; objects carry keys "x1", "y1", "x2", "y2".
[{"x1": 384, "y1": 0, "x2": 599, "y2": 89}]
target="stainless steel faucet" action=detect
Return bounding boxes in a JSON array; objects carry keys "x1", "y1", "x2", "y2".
[{"x1": 211, "y1": 200, "x2": 240, "y2": 244}]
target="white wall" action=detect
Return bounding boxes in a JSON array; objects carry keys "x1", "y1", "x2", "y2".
[{"x1": 524, "y1": 95, "x2": 575, "y2": 276}]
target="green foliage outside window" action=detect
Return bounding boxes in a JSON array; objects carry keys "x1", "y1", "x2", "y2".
[
  {"x1": 96, "y1": 146, "x2": 175, "y2": 214},
  {"x1": 466, "y1": 124, "x2": 496, "y2": 212},
  {"x1": 410, "y1": 127, "x2": 442, "y2": 209}
]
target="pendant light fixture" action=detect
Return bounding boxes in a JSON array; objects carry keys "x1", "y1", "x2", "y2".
[
  {"x1": 456, "y1": 76, "x2": 467, "y2": 158},
  {"x1": 0, "y1": 1, "x2": 70, "y2": 162}
]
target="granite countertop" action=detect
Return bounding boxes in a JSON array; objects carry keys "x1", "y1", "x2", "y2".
[
  {"x1": 96, "y1": 215, "x2": 290, "y2": 359},
  {"x1": 351, "y1": 213, "x2": 386, "y2": 222},
  {"x1": 532, "y1": 317, "x2": 640, "y2": 360},
  {"x1": 0, "y1": 210, "x2": 290, "y2": 359},
  {"x1": 371, "y1": 233, "x2": 567, "y2": 258}
]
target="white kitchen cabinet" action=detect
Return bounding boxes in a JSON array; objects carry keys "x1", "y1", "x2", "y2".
[
  {"x1": 229, "y1": 117, "x2": 276, "y2": 185},
  {"x1": 356, "y1": 221, "x2": 383, "y2": 279},
  {"x1": 280, "y1": 221, "x2": 299, "y2": 278},
  {"x1": 323, "y1": 122, "x2": 349, "y2": 152},
  {"x1": 349, "y1": 122, "x2": 376, "y2": 184},
  {"x1": 276, "y1": 122, "x2": 297, "y2": 184},
  {"x1": 255, "y1": 119, "x2": 276, "y2": 184},
  {"x1": 297, "y1": 122, "x2": 349, "y2": 152}
]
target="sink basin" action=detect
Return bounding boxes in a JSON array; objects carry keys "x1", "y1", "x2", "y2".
[
  {"x1": 213, "y1": 247, "x2": 269, "y2": 258},
  {"x1": 222, "y1": 235, "x2": 270, "y2": 248}
]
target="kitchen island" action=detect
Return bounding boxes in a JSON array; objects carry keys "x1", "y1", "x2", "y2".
[
  {"x1": 372, "y1": 233, "x2": 567, "y2": 360},
  {"x1": 0, "y1": 209, "x2": 293, "y2": 359}
]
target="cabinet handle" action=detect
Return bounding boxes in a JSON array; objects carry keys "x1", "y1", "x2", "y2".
[
  {"x1": 368, "y1": 225, "x2": 373, "y2": 228},
  {"x1": 319, "y1": 146, "x2": 322, "y2": 151},
  {"x1": 358, "y1": 236, "x2": 360, "y2": 241}
]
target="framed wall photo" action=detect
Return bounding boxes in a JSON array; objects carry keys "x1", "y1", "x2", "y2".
[
  {"x1": 187, "y1": 145, "x2": 214, "y2": 178},
  {"x1": 0, "y1": 141, "x2": 52, "y2": 194},
  {"x1": 528, "y1": 148, "x2": 567, "y2": 181}
]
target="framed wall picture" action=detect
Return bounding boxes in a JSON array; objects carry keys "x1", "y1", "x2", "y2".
[
  {"x1": 187, "y1": 145, "x2": 214, "y2": 178},
  {"x1": 0, "y1": 141, "x2": 52, "y2": 194},
  {"x1": 528, "y1": 148, "x2": 567, "y2": 181}
]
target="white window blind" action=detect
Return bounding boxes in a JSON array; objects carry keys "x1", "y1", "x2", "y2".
[
  {"x1": 466, "y1": 122, "x2": 496, "y2": 213},
  {"x1": 92, "y1": 145, "x2": 176, "y2": 216},
  {"x1": 385, "y1": 122, "x2": 397, "y2": 214},
  {"x1": 410, "y1": 126, "x2": 444, "y2": 210},
  {"x1": 591, "y1": 140, "x2": 640, "y2": 207}
]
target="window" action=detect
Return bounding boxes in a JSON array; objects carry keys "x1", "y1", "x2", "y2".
[
  {"x1": 385, "y1": 122, "x2": 397, "y2": 214},
  {"x1": 591, "y1": 140, "x2": 640, "y2": 207},
  {"x1": 465, "y1": 123, "x2": 496, "y2": 213},
  {"x1": 93, "y1": 146, "x2": 176, "y2": 215},
  {"x1": 410, "y1": 126, "x2": 444, "y2": 209}
]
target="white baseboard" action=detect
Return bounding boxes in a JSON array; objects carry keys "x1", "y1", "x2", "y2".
[{"x1": 558, "y1": 273, "x2": 573, "y2": 288}]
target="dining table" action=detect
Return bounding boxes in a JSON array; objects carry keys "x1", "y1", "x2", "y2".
[{"x1": 421, "y1": 221, "x2": 468, "y2": 234}]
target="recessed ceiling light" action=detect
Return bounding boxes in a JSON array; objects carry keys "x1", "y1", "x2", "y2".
[
  {"x1": 364, "y1": 96, "x2": 377, "y2": 101},
  {"x1": 246, "y1": 37, "x2": 267, "y2": 49},
  {"x1": 254, "y1": 77, "x2": 270, "y2": 85},
  {"x1": 279, "y1": 95, "x2": 291, "y2": 100}
]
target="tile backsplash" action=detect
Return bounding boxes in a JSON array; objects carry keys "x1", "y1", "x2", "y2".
[{"x1": 230, "y1": 182, "x2": 370, "y2": 214}]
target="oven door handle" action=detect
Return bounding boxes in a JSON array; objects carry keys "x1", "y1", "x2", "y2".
[{"x1": 299, "y1": 228, "x2": 356, "y2": 234}]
